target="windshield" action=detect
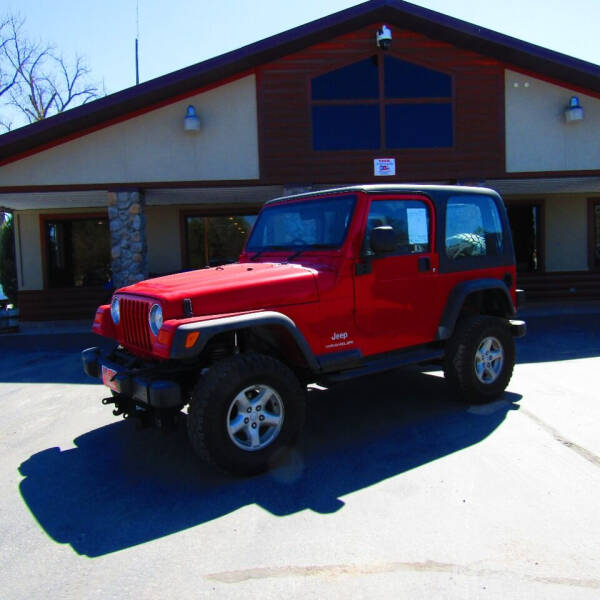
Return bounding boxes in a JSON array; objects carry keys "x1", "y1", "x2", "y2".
[{"x1": 246, "y1": 194, "x2": 356, "y2": 252}]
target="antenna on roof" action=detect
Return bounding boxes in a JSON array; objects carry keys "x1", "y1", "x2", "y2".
[{"x1": 135, "y1": 0, "x2": 140, "y2": 85}]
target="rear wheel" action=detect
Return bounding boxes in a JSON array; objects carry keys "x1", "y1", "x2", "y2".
[
  {"x1": 444, "y1": 316, "x2": 514, "y2": 404},
  {"x1": 187, "y1": 353, "x2": 305, "y2": 475}
]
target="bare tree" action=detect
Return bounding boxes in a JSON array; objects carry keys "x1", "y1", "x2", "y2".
[
  {"x1": 0, "y1": 16, "x2": 22, "y2": 99},
  {"x1": 0, "y1": 15, "x2": 37, "y2": 130},
  {"x1": 11, "y1": 52, "x2": 99, "y2": 123},
  {"x1": 0, "y1": 14, "x2": 99, "y2": 131}
]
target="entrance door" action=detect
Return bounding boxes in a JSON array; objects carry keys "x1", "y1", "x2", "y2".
[
  {"x1": 506, "y1": 202, "x2": 543, "y2": 272},
  {"x1": 590, "y1": 200, "x2": 600, "y2": 270},
  {"x1": 353, "y1": 195, "x2": 439, "y2": 355}
]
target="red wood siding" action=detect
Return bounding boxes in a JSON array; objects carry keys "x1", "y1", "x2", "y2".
[{"x1": 257, "y1": 24, "x2": 505, "y2": 184}]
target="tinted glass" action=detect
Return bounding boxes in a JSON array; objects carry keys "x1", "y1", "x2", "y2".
[
  {"x1": 364, "y1": 199, "x2": 430, "y2": 255},
  {"x1": 247, "y1": 195, "x2": 356, "y2": 250},
  {"x1": 386, "y1": 103, "x2": 453, "y2": 148},
  {"x1": 595, "y1": 203, "x2": 600, "y2": 267},
  {"x1": 384, "y1": 56, "x2": 452, "y2": 98},
  {"x1": 46, "y1": 218, "x2": 110, "y2": 288},
  {"x1": 312, "y1": 105, "x2": 381, "y2": 150},
  {"x1": 311, "y1": 56, "x2": 379, "y2": 100},
  {"x1": 186, "y1": 215, "x2": 257, "y2": 269},
  {"x1": 445, "y1": 196, "x2": 504, "y2": 260}
]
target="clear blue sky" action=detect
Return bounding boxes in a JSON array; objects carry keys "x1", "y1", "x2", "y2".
[{"x1": 4, "y1": 0, "x2": 600, "y2": 98}]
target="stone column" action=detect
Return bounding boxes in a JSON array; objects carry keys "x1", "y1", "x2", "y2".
[{"x1": 107, "y1": 190, "x2": 148, "y2": 289}]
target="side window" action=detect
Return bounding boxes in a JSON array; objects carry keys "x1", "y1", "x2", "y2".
[
  {"x1": 445, "y1": 195, "x2": 504, "y2": 260},
  {"x1": 364, "y1": 199, "x2": 430, "y2": 255}
]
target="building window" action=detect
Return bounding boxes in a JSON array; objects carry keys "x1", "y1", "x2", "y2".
[
  {"x1": 44, "y1": 216, "x2": 110, "y2": 288},
  {"x1": 311, "y1": 55, "x2": 453, "y2": 151},
  {"x1": 184, "y1": 212, "x2": 258, "y2": 269},
  {"x1": 591, "y1": 200, "x2": 600, "y2": 269}
]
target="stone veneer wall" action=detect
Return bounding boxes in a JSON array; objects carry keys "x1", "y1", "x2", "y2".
[{"x1": 108, "y1": 190, "x2": 148, "y2": 288}]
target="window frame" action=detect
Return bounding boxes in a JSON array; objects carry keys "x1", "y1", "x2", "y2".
[
  {"x1": 588, "y1": 198, "x2": 600, "y2": 271},
  {"x1": 361, "y1": 194, "x2": 435, "y2": 258},
  {"x1": 309, "y1": 53, "x2": 455, "y2": 152},
  {"x1": 444, "y1": 195, "x2": 505, "y2": 262},
  {"x1": 505, "y1": 198, "x2": 546, "y2": 274},
  {"x1": 39, "y1": 212, "x2": 109, "y2": 290},
  {"x1": 436, "y1": 191, "x2": 515, "y2": 274},
  {"x1": 180, "y1": 205, "x2": 261, "y2": 270}
]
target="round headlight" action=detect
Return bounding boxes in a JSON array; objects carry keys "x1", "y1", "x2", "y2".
[
  {"x1": 149, "y1": 304, "x2": 163, "y2": 336},
  {"x1": 110, "y1": 296, "x2": 120, "y2": 325}
]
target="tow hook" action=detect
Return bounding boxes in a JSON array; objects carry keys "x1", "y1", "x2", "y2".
[
  {"x1": 101, "y1": 394, "x2": 176, "y2": 431},
  {"x1": 101, "y1": 396, "x2": 119, "y2": 415},
  {"x1": 102, "y1": 394, "x2": 142, "y2": 422}
]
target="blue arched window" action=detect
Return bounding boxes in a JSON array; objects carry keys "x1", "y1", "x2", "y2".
[{"x1": 311, "y1": 55, "x2": 453, "y2": 151}]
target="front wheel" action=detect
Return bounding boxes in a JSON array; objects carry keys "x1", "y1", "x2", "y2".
[
  {"x1": 444, "y1": 316, "x2": 515, "y2": 404},
  {"x1": 187, "y1": 353, "x2": 305, "y2": 475}
]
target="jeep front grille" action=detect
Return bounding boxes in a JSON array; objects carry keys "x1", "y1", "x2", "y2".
[{"x1": 119, "y1": 297, "x2": 152, "y2": 352}]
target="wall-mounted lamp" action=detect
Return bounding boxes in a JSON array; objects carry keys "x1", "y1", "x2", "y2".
[
  {"x1": 376, "y1": 25, "x2": 392, "y2": 50},
  {"x1": 183, "y1": 105, "x2": 201, "y2": 132},
  {"x1": 565, "y1": 96, "x2": 584, "y2": 123}
]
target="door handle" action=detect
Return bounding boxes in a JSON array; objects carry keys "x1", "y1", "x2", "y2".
[{"x1": 418, "y1": 257, "x2": 431, "y2": 272}]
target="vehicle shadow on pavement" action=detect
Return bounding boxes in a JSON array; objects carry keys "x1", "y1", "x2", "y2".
[
  {"x1": 18, "y1": 369, "x2": 521, "y2": 557},
  {"x1": 515, "y1": 314, "x2": 600, "y2": 364},
  {"x1": 0, "y1": 333, "x2": 111, "y2": 385}
]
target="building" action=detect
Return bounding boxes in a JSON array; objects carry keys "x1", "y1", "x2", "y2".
[{"x1": 1, "y1": 0, "x2": 599, "y2": 320}]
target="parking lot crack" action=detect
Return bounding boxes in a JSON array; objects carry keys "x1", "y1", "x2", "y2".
[
  {"x1": 206, "y1": 561, "x2": 600, "y2": 589},
  {"x1": 519, "y1": 407, "x2": 600, "y2": 468}
]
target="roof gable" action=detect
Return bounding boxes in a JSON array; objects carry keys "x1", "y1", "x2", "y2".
[{"x1": 2, "y1": 0, "x2": 600, "y2": 165}]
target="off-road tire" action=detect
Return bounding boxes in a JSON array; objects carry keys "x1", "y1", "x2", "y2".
[
  {"x1": 444, "y1": 315, "x2": 514, "y2": 404},
  {"x1": 446, "y1": 233, "x2": 486, "y2": 258},
  {"x1": 187, "y1": 353, "x2": 305, "y2": 475}
]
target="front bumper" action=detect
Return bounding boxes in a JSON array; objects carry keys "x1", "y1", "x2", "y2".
[
  {"x1": 82, "y1": 346, "x2": 183, "y2": 409},
  {"x1": 509, "y1": 319, "x2": 527, "y2": 338}
]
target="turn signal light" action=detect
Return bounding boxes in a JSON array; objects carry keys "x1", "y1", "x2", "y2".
[
  {"x1": 157, "y1": 329, "x2": 170, "y2": 345},
  {"x1": 185, "y1": 331, "x2": 200, "y2": 348}
]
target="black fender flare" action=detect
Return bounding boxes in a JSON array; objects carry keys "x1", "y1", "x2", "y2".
[
  {"x1": 436, "y1": 279, "x2": 515, "y2": 341},
  {"x1": 169, "y1": 310, "x2": 320, "y2": 371}
]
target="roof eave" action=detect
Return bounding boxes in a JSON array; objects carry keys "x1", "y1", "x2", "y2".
[{"x1": 1, "y1": 0, "x2": 600, "y2": 163}]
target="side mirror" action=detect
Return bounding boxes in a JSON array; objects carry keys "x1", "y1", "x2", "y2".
[{"x1": 370, "y1": 226, "x2": 396, "y2": 254}]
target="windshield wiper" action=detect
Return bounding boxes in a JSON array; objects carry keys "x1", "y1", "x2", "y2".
[
  {"x1": 286, "y1": 244, "x2": 329, "y2": 262},
  {"x1": 249, "y1": 246, "x2": 283, "y2": 261}
]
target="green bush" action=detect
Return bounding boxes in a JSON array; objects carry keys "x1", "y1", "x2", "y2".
[{"x1": 0, "y1": 216, "x2": 18, "y2": 305}]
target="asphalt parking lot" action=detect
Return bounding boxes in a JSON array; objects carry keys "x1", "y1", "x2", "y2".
[{"x1": 1, "y1": 308, "x2": 599, "y2": 599}]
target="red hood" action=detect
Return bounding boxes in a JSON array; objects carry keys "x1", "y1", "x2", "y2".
[{"x1": 117, "y1": 262, "x2": 319, "y2": 318}]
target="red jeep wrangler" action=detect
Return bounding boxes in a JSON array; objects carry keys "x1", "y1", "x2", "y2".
[{"x1": 83, "y1": 185, "x2": 525, "y2": 474}]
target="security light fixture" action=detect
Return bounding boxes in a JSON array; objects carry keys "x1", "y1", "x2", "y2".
[
  {"x1": 183, "y1": 105, "x2": 201, "y2": 131},
  {"x1": 565, "y1": 96, "x2": 584, "y2": 123},
  {"x1": 376, "y1": 25, "x2": 392, "y2": 50}
]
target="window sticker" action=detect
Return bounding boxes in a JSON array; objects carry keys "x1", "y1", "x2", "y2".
[
  {"x1": 407, "y1": 208, "x2": 428, "y2": 244},
  {"x1": 374, "y1": 158, "x2": 396, "y2": 176}
]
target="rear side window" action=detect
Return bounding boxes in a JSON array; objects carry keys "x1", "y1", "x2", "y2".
[
  {"x1": 445, "y1": 195, "x2": 504, "y2": 260},
  {"x1": 364, "y1": 199, "x2": 430, "y2": 255}
]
